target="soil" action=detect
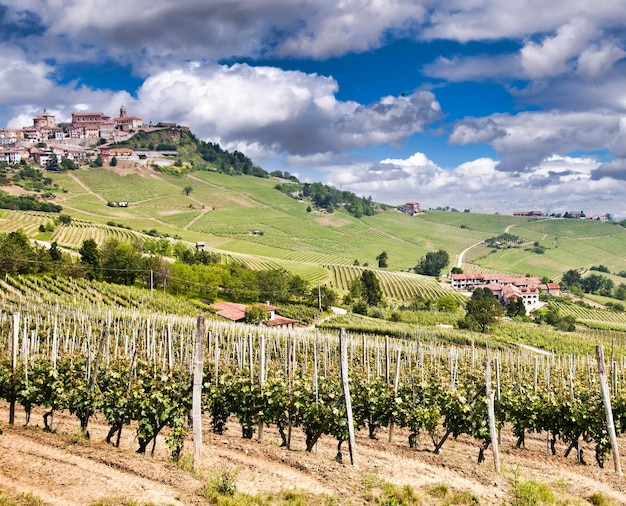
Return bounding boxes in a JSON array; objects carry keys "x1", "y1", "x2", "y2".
[{"x1": 1, "y1": 404, "x2": 625, "y2": 505}]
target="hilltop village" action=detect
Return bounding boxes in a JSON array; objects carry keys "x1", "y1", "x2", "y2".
[{"x1": 0, "y1": 107, "x2": 187, "y2": 167}]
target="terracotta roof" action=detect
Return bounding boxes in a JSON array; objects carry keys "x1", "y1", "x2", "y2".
[
  {"x1": 210, "y1": 301, "x2": 247, "y2": 321},
  {"x1": 264, "y1": 315, "x2": 297, "y2": 327}
]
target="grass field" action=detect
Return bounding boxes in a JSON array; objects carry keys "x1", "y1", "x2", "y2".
[{"x1": 1, "y1": 166, "x2": 618, "y2": 294}]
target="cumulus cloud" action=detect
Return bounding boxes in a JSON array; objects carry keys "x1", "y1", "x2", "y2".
[
  {"x1": 591, "y1": 159, "x2": 626, "y2": 181},
  {"x1": 450, "y1": 111, "x2": 623, "y2": 171},
  {"x1": 519, "y1": 19, "x2": 595, "y2": 79},
  {"x1": 3, "y1": 0, "x2": 426, "y2": 64},
  {"x1": 311, "y1": 152, "x2": 625, "y2": 216},
  {"x1": 421, "y1": 0, "x2": 626, "y2": 43},
  {"x1": 135, "y1": 62, "x2": 442, "y2": 156}
]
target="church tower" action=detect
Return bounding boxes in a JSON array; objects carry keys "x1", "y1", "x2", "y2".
[{"x1": 119, "y1": 105, "x2": 127, "y2": 118}]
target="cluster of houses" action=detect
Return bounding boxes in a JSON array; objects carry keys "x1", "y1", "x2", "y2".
[
  {"x1": 513, "y1": 209, "x2": 609, "y2": 221},
  {"x1": 0, "y1": 107, "x2": 186, "y2": 167},
  {"x1": 451, "y1": 273, "x2": 561, "y2": 312}
]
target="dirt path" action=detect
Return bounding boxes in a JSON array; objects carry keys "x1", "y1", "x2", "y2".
[
  {"x1": 67, "y1": 173, "x2": 108, "y2": 204},
  {"x1": 1, "y1": 404, "x2": 626, "y2": 505}
]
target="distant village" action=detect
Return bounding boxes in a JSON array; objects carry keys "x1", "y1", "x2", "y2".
[
  {"x1": 0, "y1": 106, "x2": 187, "y2": 168},
  {"x1": 0, "y1": 109, "x2": 612, "y2": 221},
  {"x1": 398, "y1": 202, "x2": 610, "y2": 221}
]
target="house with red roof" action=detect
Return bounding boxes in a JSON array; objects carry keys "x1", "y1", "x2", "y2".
[{"x1": 210, "y1": 301, "x2": 297, "y2": 328}]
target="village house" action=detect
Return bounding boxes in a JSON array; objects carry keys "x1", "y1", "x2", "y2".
[
  {"x1": 210, "y1": 301, "x2": 298, "y2": 329},
  {"x1": 451, "y1": 273, "x2": 545, "y2": 311},
  {"x1": 114, "y1": 106, "x2": 143, "y2": 132},
  {"x1": 400, "y1": 202, "x2": 421, "y2": 215}
]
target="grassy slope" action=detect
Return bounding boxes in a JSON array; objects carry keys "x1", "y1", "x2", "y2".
[{"x1": 3, "y1": 164, "x2": 625, "y2": 296}]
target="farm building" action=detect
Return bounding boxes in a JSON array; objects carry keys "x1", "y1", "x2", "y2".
[{"x1": 210, "y1": 301, "x2": 297, "y2": 328}]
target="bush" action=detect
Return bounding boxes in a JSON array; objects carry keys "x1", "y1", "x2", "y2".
[{"x1": 352, "y1": 300, "x2": 368, "y2": 315}]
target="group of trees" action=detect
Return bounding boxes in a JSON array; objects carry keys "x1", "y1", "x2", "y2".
[
  {"x1": 562, "y1": 269, "x2": 626, "y2": 300},
  {"x1": 302, "y1": 182, "x2": 376, "y2": 218},
  {"x1": 415, "y1": 249, "x2": 450, "y2": 277}
]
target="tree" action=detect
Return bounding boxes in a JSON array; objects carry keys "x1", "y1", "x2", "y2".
[
  {"x1": 0, "y1": 229, "x2": 37, "y2": 275},
  {"x1": 415, "y1": 249, "x2": 449, "y2": 277},
  {"x1": 110, "y1": 156, "x2": 118, "y2": 167},
  {"x1": 60, "y1": 157, "x2": 77, "y2": 171},
  {"x1": 506, "y1": 297, "x2": 526, "y2": 318},
  {"x1": 257, "y1": 268, "x2": 289, "y2": 303},
  {"x1": 91, "y1": 155, "x2": 103, "y2": 167},
  {"x1": 79, "y1": 238, "x2": 101, "y2": 280},
  {"x1": 57, "y1": 214, "x2": 72, "y2": 226},
  {"x1": 459, "y1": 287, "x2": 504, "y2": 332},
  {"x1": 360, "y1": 270, "x2": 383, "y2": 306},
  {"x1": 45, "y1": 153, "x2": 60, "y2": 172},
  {"x1": 183, "y1": 185, "x2": 193, "y2": 196},
  {"x1": 100, "y1": 239, "x2": 142, "y2": 285},
  {"x1": 48, "y1": 241, "x2": 62, "y2": 262},
  {"x1": 376, "y1": 251, "x2": 388, "y2": 268},
  {"x1": 581, "y1": 273, "x2": 609, "y2": 294},
  {"x1": 310, "y1": 285, "x2": 337, "y2": 310},
  {"x1": 451, "y1": 267, "x2": 463, "y2": 274},
  {"x1": 561, "y1": 269, "x2": 582, "y2": 289},
  {"x1": 435, "y1": 294, "x2": 459, "y2": 312},
  {"x1": 244, "y1": 304, "x2": 269, "y2": 324}
]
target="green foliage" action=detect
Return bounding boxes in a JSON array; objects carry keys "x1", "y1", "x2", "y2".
[
  {"x1": 244, "y1": 304, "x2": 269, "y2": 324},
  {"x1": 376, "y1": 251, "x2": 388, "y2": 268},
  {"x1": 459, "y1": 287, "x2": 504, "y2": 332},
  {"x1": 415, "y1": 249, "x2": 449, "y2": 277},
  {"x1": 359, "y1": 270, "x2": 384, "y2": 306},
  {"x1": 0, "y1": 190, "x2": 62, "y2": 212}
]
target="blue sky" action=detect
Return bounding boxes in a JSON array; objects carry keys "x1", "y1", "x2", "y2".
[{"x1": 2, "y1": 1, "x2": 626, "y2": 216}]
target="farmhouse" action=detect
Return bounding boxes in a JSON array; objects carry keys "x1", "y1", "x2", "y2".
[
  {"x1": 210, "y1": 301, "x2": 297, "y2": 328},
  {"x1": 400, "y1": 202, "x2": 421, "y2": 215},
  {"x1": 452, "y1": 273, "x2": 543, "y2": 311}
]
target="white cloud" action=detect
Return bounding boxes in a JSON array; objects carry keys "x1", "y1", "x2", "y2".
[
  {"x1": 311, "y1": 151, "x2": 625, "y2": 216},
  {"x1": 421, "y1": 0, "x2": 626, "y2": 43},
  {"x1": 450, "y1": 110, "x2": 623, "y2": 171},
  {"x1": 577, "y1": 42, "x2": 626, "y2": 78},
  {"x1": 135, "y1": 62, "x2": 442, "y2": 156},
  {"x1": 520, "y1": 19, "x2": 595, "y2": 79}
]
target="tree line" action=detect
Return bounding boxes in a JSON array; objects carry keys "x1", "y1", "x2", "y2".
[{"x1": 0, "y1": 230, "x2": 338, "y2": 312}]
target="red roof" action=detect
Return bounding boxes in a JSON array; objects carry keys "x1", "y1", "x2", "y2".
[
  {"x1": 210, "y1": 301, "x2": 283, "y2": 323},
  {"x1": 210, "y1": 301, "x2": 247, "y2": 321}
]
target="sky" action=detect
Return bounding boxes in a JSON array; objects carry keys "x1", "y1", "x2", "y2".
[{"x1": 2, "y1": 1, "x2": 626, "y2": 217}]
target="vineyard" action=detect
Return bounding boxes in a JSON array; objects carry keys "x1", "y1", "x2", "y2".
[
  {"x1": 2, "y1": 297, "x2": 626, "y2": 481},
  {"x1": 325, "y1": 264, "x2": 466, "y2": 302}
]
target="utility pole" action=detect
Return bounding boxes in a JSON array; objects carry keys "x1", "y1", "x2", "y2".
[{"x1": 318, "y1": 284, "x2": 322, "y2": 311}]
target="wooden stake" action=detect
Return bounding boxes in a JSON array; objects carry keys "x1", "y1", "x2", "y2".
[
  {"x1": 388, "y1": 348, "x2": 401, "y2": 443},
  {"x1": 596, "y1": 345, "x2": 622, "y2": 475},
  {"x1": 339, "y1": 329, "x2": 357, "y2": 466},
  {"x1": 193, "y1": 315, "x2": 205, "y2": 469},
  {"x1": 485, "y1": 353, "x2": 501, "y2": 473}
]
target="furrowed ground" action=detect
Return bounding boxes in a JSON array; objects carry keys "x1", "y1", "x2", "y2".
[{"x1": 1, "y1": 404, "x2": 625, "y2": 506}]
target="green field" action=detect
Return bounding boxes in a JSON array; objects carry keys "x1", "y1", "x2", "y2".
[{"x1": 2, "y1": 166, "x2": 622, "y2": 302}]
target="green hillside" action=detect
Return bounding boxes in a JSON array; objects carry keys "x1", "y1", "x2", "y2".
[{"x1": 1, "y1": 143, "x2": 625, "y2": 304}]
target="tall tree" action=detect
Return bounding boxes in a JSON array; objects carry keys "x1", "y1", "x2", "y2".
[
  {"x1": 360, "y1": 270, "x2": 383, "y2": 306},
  {"x1": 79, "y1": 238, "x2": 101, "y2": 280},
  {"x1": 415, "y1": 249, "x2": 450, "y2": 277},
  {"x1": 460, "y1": 287, "x2": 504, "y2": 332},
  {"x1": 376, "y1": 251, "x2": 388, "y2": 268}
]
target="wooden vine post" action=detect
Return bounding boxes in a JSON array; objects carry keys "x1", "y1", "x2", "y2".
[
  {"x1": 596, "y1": 345, "x2": 622, "y2": 475},
  {"x1": 485, "y1": 353, "x2": 501, "y2": 473},
  {"x1": 9, "y1": 312, "x2": 20, "y2": 425},
  {"x1": 388, "y1": 348, "x2": 401, "y2": 443},
  {"x1": 339, "y1": 329, "x2": 357, "y2": 466},
  {"x1": 192, "y1": 315, "x2": 206, "y2": 469},
  {"x1": 258, "y1": 334, "x2": 265, "y2": 441}
]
